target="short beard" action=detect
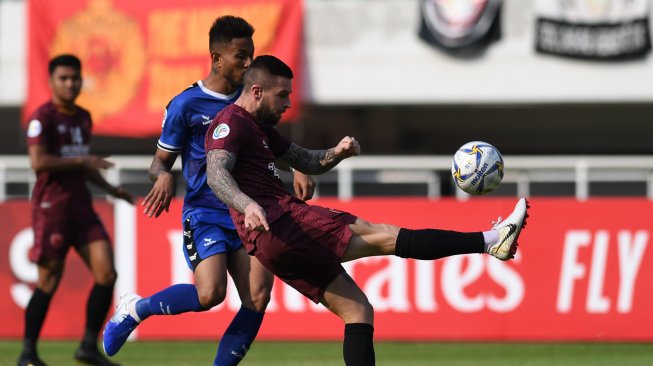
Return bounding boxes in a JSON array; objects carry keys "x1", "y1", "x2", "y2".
[{"x1": 257, "y1": 104, "x2": 281, "y2": 126}]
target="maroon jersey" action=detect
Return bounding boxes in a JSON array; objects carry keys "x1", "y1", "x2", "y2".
[
  {"x1": 26, "y1": 101, "x2": 93, "y2": 212},
  {"x1": 205, "y1": 104, "x2": 293, "y2": 249}
]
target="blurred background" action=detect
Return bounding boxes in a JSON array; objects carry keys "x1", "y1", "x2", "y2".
[{"x1": 1, "y1": 0, "x2": 653, "y2": 357}]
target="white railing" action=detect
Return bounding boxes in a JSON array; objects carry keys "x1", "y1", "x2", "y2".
[{"x1": 2, "y1": 155, "x2": 653, "y2": 201}]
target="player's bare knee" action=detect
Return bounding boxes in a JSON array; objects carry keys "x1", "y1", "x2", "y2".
[
  {"x1": 97, "y1": 269, "x2": 117, "y2": 287},
  {"x1": 197, "y1": 286, "x2": 226, "y2": 309},
  {"x1": 341, "y1": 298, "x2": 374, "y2": 324},
  {"x1": 37, "y1": 266, "x2": 63, "y2": 293},
  {"x1": 37, "y1": 275, "x2": 61, "y2": 294}
]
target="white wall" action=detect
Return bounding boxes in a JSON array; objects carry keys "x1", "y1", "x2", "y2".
[
  {"x1": 0, "y1": 0, "x2": 26, "y2": 106},
  {"x1": 1, "y1": 0, "x2": 653, "y2": 106},
  {"x1": 304, "y1": 0, "x2": 653, "y2": 104}
]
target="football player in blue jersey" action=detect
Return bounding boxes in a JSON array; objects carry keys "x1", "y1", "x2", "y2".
[{"x1": 102, "y1": 16, "x2": 315, "y2": 366}]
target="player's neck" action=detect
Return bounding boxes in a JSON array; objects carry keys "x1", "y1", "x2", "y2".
[
  {"x1": 234, "y1": 98, "x2": 259, "y2": 122},
  {"x1": 52, "y1": 98, "x2": 77, "y2": 116},
  {"x1": 202, "y1": 74, "x2": 239, "y2": 96}
]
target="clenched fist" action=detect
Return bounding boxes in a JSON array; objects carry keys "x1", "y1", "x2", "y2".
[{"x1": 334, "y1": 136, "x2": 361, "y2": 159}]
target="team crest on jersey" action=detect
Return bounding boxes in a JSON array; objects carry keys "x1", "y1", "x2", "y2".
[
  {"x1": 27, "y1": 119, "x2": 42, "y2": 138},
  {"x1": 212, "y1": 124, "x2": 230, "y2": 139}
]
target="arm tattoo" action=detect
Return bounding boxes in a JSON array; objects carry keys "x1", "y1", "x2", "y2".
[
  {"x1": 282, "y1": 143, "x2": 342, "y2": 175},
  {"x1": 206, "y1": 149, "x2": 255, "y2": 213}
]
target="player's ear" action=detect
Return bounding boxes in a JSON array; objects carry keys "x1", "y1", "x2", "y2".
[
  {"x1": 210, "y1": 48, "x2": 221, "y2": 69},
  {"x1": 252, "y1": 85, "x2": 263, "y2": 101}
]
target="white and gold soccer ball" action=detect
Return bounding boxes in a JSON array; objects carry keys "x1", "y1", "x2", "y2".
[{"x1": 451, "y1": 141, "x2": 504, "y2": 195}]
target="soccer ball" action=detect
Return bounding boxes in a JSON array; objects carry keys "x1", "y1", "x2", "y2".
[{"x1": 451, "y1": 141, "x2": 504, "y2": 195}]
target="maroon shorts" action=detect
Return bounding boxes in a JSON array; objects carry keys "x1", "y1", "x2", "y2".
[
  {"x1": 30, "y1": 207, "x2": 109, "y2": 263},
  {"x1": 252, "y1": 203, "x2": 358, "y2": 303}
]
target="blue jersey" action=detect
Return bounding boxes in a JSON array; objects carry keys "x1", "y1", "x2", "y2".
[{"x1": 157, "y1": 80, "x2": 240, "y2": 225}]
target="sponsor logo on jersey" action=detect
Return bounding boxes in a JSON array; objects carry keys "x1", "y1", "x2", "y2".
[
  {"x1": 60, "y1": 144, "x2": 90, "y2": 157},
  {"x1": 212, "y1": 123, "x2": 230, "y2": 139},
  {"x1": 27, "y1": 119, "x2": 42, "y2": 138}
]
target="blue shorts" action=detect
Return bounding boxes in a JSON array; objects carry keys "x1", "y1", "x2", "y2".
[{"x1": 182, "y1": 212, "x2": 243, "y2": 271}]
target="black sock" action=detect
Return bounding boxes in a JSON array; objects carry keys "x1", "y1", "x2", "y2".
[
  {"x1": 395, "y1": 228, "x2": 484, "y2": 260},
  {"x1": 81, "y1": 283, "x2": 114, "y2": 350},
  {"x1": 343, "y1": 323, "x2": 375, "y2": 366},
  {"x1": 23, "y1": 288, "x2": 52, "y2": 355}
]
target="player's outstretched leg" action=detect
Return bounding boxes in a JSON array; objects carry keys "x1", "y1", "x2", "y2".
[
  {"x1": 351, "y1": 198, "x2": 530, "y2": 263},
  {"x1": 486, "y1": 198, "x2": 529, "y2": 260},
  {"x1": 102, "y1": 294, "x2": 142, "y2": 357}
]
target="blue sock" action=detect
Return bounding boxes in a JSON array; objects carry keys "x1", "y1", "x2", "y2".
[
  {"x1": 135, "y1": 284, "x2": 203, "y2": 321},
  {"x1": 213, "y1": 306, "x2": 264, "y2": 366}
]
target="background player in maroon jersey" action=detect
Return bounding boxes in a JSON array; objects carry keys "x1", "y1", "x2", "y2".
[
  {"x1": 205, "y1": 55, "x2": 528, "y2": 365},
  {"x1": 18, "y1": 54, "x2": 133, "y2": 366}
]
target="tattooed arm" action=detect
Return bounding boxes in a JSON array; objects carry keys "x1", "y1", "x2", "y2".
[
  {"x1": 206, "y1": 149, "x2": 269, "y2": 231},
  {"x1": 281, "y1": 136, "x2": 361, "y2": 175}
]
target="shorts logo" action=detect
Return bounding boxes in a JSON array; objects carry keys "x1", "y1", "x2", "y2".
[
  {"x1": 203, "y1": 237, "x2": 217, "y2": 247},
  {"x1": 27, "y1": 119, "x2": 42, "y2": 138},
  {"x1": 212, "y1": 124, "x2": 230, "y2": 139}
]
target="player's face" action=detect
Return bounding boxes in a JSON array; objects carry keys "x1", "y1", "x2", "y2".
[
  {"x1": 213, "y1": 37, "x2": 254, "y2": 87},
  {"x1": 49, "y1": 65, "x2": 82, "y2": 104},
  {"x1": 257, "y1": 76, "x2": 292, "y2": 126}
]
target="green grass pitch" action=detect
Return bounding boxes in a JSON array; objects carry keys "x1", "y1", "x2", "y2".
[{"x1": 1, "y1": 340, "x2": 652, "y2": 365}]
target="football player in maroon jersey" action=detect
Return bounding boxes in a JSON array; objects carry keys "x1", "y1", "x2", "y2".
[{"x1": 19, "y1": 54, "x2": 133, "y2": 366}]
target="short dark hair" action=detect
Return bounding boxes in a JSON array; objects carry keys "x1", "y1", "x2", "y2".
[
  {"x1": 243, "y1": 55, "x2": 293, "y2": 90},
  {"x1": 208, "y1": 15, "x2": 255, "y2": 50},
  {"x1": 48, "y1": 54, "x2": 81, "y2": 75}
]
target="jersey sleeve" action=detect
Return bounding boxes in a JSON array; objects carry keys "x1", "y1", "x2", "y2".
[
  {"x1": 157, "y1": 99, "x2": 187, "y2": 153},
  {"x1": 25, "y1": 107, "x2": 51, "y2": 148},
  {"x1": 262, "y1": 124, "x2": 291, "y2": 157},
  {"x1": 205, "y1": 115, "x2": 250, "y2": 156}
]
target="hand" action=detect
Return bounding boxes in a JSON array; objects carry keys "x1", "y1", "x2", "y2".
[
  {"x1": 244, "y1": 202, "x2": 269, "y2": 232},
  {"x1": 292, "y1": 171, "x2": 316, "y2": 201},
  {"x1": 82, "y1": 155, "x2": 114, "y2": 170},
  {"x1": 142, "y1": 172, "x2": 175, "y2": 218},
  {"x1": 109, "y1": 186, "x2": 135, "y2": 204},
  {"x1": 334, "y1": 136, "x2": 360, "y2": 159}
]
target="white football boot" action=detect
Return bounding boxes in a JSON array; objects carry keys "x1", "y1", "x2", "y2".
[{"x1": 487, "y1": 198, "x2": 529, "y2": 261}]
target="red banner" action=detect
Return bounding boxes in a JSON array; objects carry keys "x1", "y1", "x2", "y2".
[
  {"x1": 2, "y1": 198, "x2": 652, "y2": 341},
  {"x1": 25, "y1": 0, "x2": 303, "y2": 137}
]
